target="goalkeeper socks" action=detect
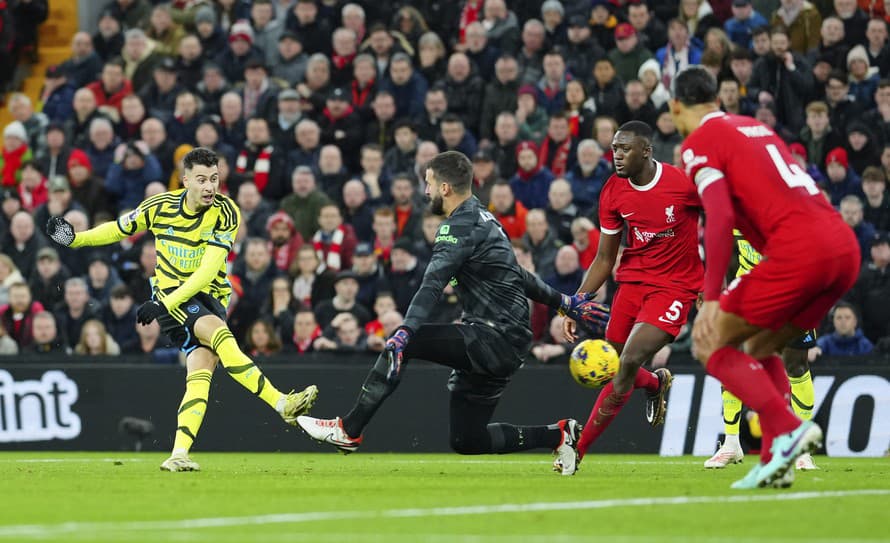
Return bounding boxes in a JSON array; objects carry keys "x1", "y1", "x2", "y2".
[
  {"x1": 211, "y1": 327, "x2": 282, "y2": 409},
  {"x1": 789, "y1": 370, "x2": 815, "y2": 422},
  {"x1": 343, "y1": 352, "x2": 397, "y2": 438},
  {"x1": 172, "y1": 369, "x2": 213, "y2": 454},
  {"x1": 706, "y1": 347, "x2": 798, "y2": 438},
  {"x1": 722, "y1": 388, "x2": 743, "y2": 436},
  {"x1": 576, "y1": 382, "x2": 632, "y2": 459},
  {"x1": 485, "y1": 423, "x2": 562, "y2": 453}
]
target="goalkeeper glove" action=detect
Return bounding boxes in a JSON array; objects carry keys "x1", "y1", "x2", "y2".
[
  {"x1": 136, "y1": 300, "x2": 169, "y2": 325},
  {"x1": 559, "y1": 293, "x2": 611, "y2": 335},
  {"x1": 384, "y1": 327, "x2": 412, "y2": 382},
  {"x1": 46, "y1": 216, "x2": 76, "y2": 247}
]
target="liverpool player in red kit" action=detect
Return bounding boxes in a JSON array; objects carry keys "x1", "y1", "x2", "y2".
[
  {"x1": 562, "y1": 121, "x2": 703, "y2": 470},
  {"x1": 670, "y1": 67, "x2": 860, "y2": 489}
]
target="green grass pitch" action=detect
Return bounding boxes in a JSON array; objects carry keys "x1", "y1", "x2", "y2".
[{"x1": 1, "y1": 452, "x2": 888, "y2": 543}]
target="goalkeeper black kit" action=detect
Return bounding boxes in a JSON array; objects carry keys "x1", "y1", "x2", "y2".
[{"x1": 341, "y1": 197, "x2": 571, "y2": 453}]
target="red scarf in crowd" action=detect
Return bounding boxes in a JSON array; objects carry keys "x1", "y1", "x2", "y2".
[
  {"x1": 567, "y1": 110, "x2": 581, "y2": 138},
  {"x1": 235, "y1": 145, "x2": 273, "y2": 193},
  {"x1": 2, "y1": 144, "x2": 28, "y2": 187},
  {"x1": 292, "y1": 325, "x2": 321, "y2": 354},
  {"x1": 515, "y1": 141, "x2": 543, "y2": 181},
  {"x1": 374, "y1": 237, "x2": 393, "y2": 265},
  {"x1": 332, "y1": 52, "x2": 356, "y2": 70},
  {"x1": 313, "y1": 225, "x2": 347, "y2": 271},
  {"x1": 351, "y1": 79, "x2": 375, "y2": 108},
  {"x1": 538, "y1": 136, "x2": 572, "y2": 177},
  {"x1": 458, "y1": 0, "x2": 481, "y2": 43},
  {"x1": 323, "y1": 104, "x2": 355, "y2": 123}
]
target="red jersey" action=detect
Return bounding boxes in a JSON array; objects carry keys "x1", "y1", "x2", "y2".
[
  {"x1": 682, "y1": 112, "x2": 846, "y2": 254},
  {"x1": 599, "y1": 160, "x2": 703, "y2": 293}
]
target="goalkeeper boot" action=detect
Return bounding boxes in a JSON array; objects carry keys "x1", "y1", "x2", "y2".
[
  {"x1": 297, "y1": 416, "x2": 362, "y2": 454},
  {"x1": 160, "y1": 453, "x2": 200, "y2": 472},
  {"x1": 756, "y1": 421, "x2": 822, "y2": 488},
  {"x1": 646, "y1": 368, "x2": 673, "y2": 427},
  {"x1": 279, "y1": 385, "x2": 319, "y2": 426},
  {"x1": 704, "y1": 440, "x2": 744, "y2": 469},
  {"x1": 795, "y1": 452, "x2": 819, "y2": 471},
  {"x1": 552, "y1": 418, "x2": 582, "y2": 476}
]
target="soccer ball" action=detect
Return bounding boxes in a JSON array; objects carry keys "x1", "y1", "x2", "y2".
[{"x1": 569, "y1": 339, "x2": 619, "y2": 389}]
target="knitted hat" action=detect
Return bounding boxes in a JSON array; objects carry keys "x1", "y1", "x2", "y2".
[
  {"x1": 847, "y1": 45, "x2": 869, "y2": 68},
  {"x1": 516, "y1": 140, "x2": 539, "y2": 157},
  {"x1": 67, "y1": 149, "x2": 93, "y2": 171},
  {"x1": 228, "y1": 19, "x2": 255, "y2": 45},
  {"x1": 825, "y1": 147, "x2": 848, "y2": 169},
  {"x1": 266, "y1": 210, "x2": 295, "y2": 232},
  {"x1": 3, "y1": 121, "x2": 27, "y2": 141},
  {"x1": 788, "y1": 142, "x2": 807, "y2": 160},
  {"x1": 194, "y1": 5, "x2": 215, "y2": 25},
  {"x1": 517, "y1": 84, "x2": 538, "y2": 99}
]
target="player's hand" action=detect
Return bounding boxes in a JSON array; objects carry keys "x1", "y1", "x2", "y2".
[
  {"x1": 384, "y1": 327, "x2": 412, "y2": 382},
  {"x1": 562, "y1": 317, "x2": 578, "y2": 343},
  {"x1": 136, "y1": 300, "x2": 169, "y2": 325},
  {"x1": 46, "y1": 216, "x2": 76, "y2": 247},
  {"x1": 692, "y1": 300, "x2": 719, "y2": 362},
  {"x1": 559, "y1": 293, "x2": 610, "y2": 335}
]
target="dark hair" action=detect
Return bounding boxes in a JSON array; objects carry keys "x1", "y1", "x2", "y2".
[
  {"x1": 862, "y1": 166, "x2": 885, "y2": 183},
  {"x1": 827, "y1": 69, "x2": 848, "y2": 85},
  {"x1": 20, "y1": 160, "x2": 42, "y2": 175},
  {"x1": 393, "y1": 118, "x2": 417, "y2": 133},
  {"x1": 672, "y1": 66, "x2": 718, "y2": 106},
  {"x1": 110, "y1": 284, "x2": 132, "y2": 299},
  {"x1": 426, "y1": 151, "x2": 473, "y2": 194},
  {"x1": 105, "y1": 57, "x2": 126, "y2": 70},
  {"x1": 182, "y1": 147, "x2": 219, "y2": 171},
  {"x1": 441, "y1": 113, "x2": 464, "y2": 126},
  {"x1": 617, "y1": 121, "x2": 653, "y2": 142},
  {"x1": 751, "y1": 25, "x2": 769, "y2": 38},
  {"x1": 832, "y1": 300, "x2": 858, "y2": 320},
  {"x1": 718, "y1": 76, "x2": 740, "y2": 88},
  {"x1": 769, "y1": 24, "x2": 789, "y2": 37}
]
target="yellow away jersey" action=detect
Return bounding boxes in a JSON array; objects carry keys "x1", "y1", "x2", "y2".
[
  {"x1": 733, "y1": 228, "x2": 763, "y2": 277},
  {"x1": 117, "y1": 189, "x2": 240, "y2": 305}
]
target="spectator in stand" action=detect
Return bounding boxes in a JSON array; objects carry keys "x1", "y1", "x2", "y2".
[
  {"x1": 464, "y1": 21, "x2": 499, "y2": 83},
  {"x1": 117, "y1": 94, "x2": 146, "y2": 141},
  {"x1": 364, "y1": 91, "x2": 397, "y2": 150},
  {"x1": 93, "y1": 9, "x2": 124, "y2": 62},
  {"x1": 167, "y1": 91, "x2": 201, "y2": 147},
  {"x1": 1, "y1": 121, "x2": 32, "y2": 188},
  {"x1": 313, "y1": 270, "x2": 371, "y2": 328},
  {"x1": 522, "y1": 209, "x2": 561, "y2": 279},
  {"x1": 841, "y1": 194, "x2": 877, "y2": 263},
  {"x1": 809, "y1": 17, "x2": 849, "y2": 71},
  {"x1": 54, "y1": 277, "x2": 100, "y2": 350},
  {"x1": 86, "y1": 58, "x2": 132, "y2": 122},
  {"x1": 380, "y1": 52, "x2": 428, "y2": 121},
  {"x1": 280, "y1": 166, "x2": 332, "y2": 240},
  {"x1": 64, "y1": 32, "x2": 105, "y2": 89},
  {"x1": 269, "y1": 90, "x2": 303, "y2": 150},
  {"x1": 349, "y1": 53, "x2": 378, "y2": 122},
  {"x1": 545, "y1": 244, "x2": 583, "y2": 300},
  {"x1": 800, "y1": 101, "x2": 842, "y2": 173},
  {"x1": 104, "y1": 0, "x2": 152, "y2": 30},
  {"x1": 296, "y1": 53, "x2": 333, "y2": 115},
  {"x1": 240, "y1": 58, "x2": 280, "y2": 121},
  {"x1": 653, "y1": 108, "x2": 683, "y2": 164},
  {"x1": 414, "y1": 212, "x2": 442, "y2": 266},
  {"x1": 416, "y1": 87, "x2": 449, "y2": 142},
  {"x1": 416, "y1": 31, "x2": 447, "y2": 87},
  {"x1": 342, "y1": 180, "x2": 374, "y2": 243},
  {"x1": 261, "y1": 275, "x2": 300, "y2": 344},
  {"x1": 517, "y1": 19, "x2": 546, "y2": 85},
  {"x1": 489, "y1": 181, "x2": 527, "y2": 240},
  {"x1": 313, "y1": 202, "x2": 358, "y2": 273},
  {"x1": 232, "y1": 182, "x2": 269, "y2": 239},
  {"x1": 751, "y1": 25, "x2": 814, "y2": 133},
  {"x1": 318, "y1": 87, "x2": 364, "y2": 172},
  {"x1": 24, "y1": 311, "x2": 66, "y2": 355},
  {"x1": 845, "y1": 122, "x2": 881, "y2": 175},
  {"x1": 40, "y1": 67, "x2": 76, "y2": 125},
  {"x1": 245, "y1": 319, "x2": 283, "y2": 357},
  {"x1": 29, "y1": 247, "x2": 69, "y2": 310},
  {"x1": 358, "y1": 146, "x2": 390, "y2": 200},
  {"x1": 812, "y1": 301, "x2": 873, "y2": 357},
  {"x1": 288, "y1": 308, "x2": 321, "y2": 354},
  {"x1": 515, "y1": 84, "x2": 548, "y2": 143},
  {"x1": 771, "y1": 0, "x2": 822, "y2": 54},
  {"x1": 865, "y1": 18, "x2": 890, "y2": 77},
  {"x1": 139, "y1": 56, "x2": 183, "y2": 122},
  {"x1": 386, "y1": 237, "x2": 423, "y2": 315},
  {"x1": 444, "y1": 52, "x2": 484, "y2": 132},
  {"x1": 609, "y1": 24, "x2": 654, "y2": 87},
  {"x1": 174, "y1": 35, "x2": 204, "y2": 92},
  {"x1": 510, "y1": 140, "x2": 554, "y2": 210},
  {"x1": 481, "y1": 0, "x2": 520, "y2": 55},
  {"x1": 230, "y1": 117, "x2": 287, "y2": 200},
  {"x1": 103, "y1": 284, "x2": 137, "y2": 349},
  {"x1": 287, "y1": 118, "x2": 321, "y2": 172},
  {"x1": 370, "y1": 207, "x2": 397, "y2": 268},
  {"x1": 0, "y1": 255, "x2": 24, "y2": 306},
  {"x1": 571, "y1": 216, "x2": 599, "y2": 270},
  {"x1": 590, "y1": 58, "x2": 623, "y2": 119},
  {"x1": 438, "y1": 113, "x2": 478, "y2": 158},
  {"x1": 846, "y1": 231, "x2": 890, "y2": 343},
  {"x1": 230, "y1": 238, "x2": 281, "y2": 341},
  {"x1": 391, "y1": 174, "x2": 423, "y2": 240},
  {"x1": 104, "y1": 141, "x2": 162, "y2": 213},
  {"x1": 657, "y1": 18, "x2": 702, "y2": 92},
  {"x1": 825, "y1": 147, "x2": 864, "y2": 205},
  {"x1": 314, "y1": 311, "x2": 368, "y2": 352},
  {"x1": 37, "y1": 122, "x2": 71, "y2": 179},
  {"x1": 384, "y1": 120, "x2": 418, "y2": 176},
  {"x1": 471, "y1": 147, "x2": 499, "y2": 207},
  {"x1": 196, "y1": 63, "x2": 229, "y2": 117},
  {"x1": 724, "y1": 0, "x2": 768, "y2": 48},
  {"x1": 861, "y1": 166, "x2": 890, "y2": 230},
  {"x1": 85, "y1": 252, "x2": 120, "y2": 305},
  {"x1": 16, "y1": 162, "x2": 47, "y2": 213},
  {"x1": 84, "y1": 117, "x2": 119, "y2": 180},
  {"x1": 0, "y1": 320, "x2": 17, "y2": 354},
  {"x1": 122, "y1": 320, "x2": 179, "y2": 363},
  {"x1": 366, "y1": 304, "x2": 403, "y2": 353},
  {"x1": 0, "y1": 280, "x2": 43, "y2": 348},
  {"x1": 491, "y1": 111, "x2": 519, "y2": 179},
  {"x1": 352, "y1": 242, "x2": 385, "y2": 309},
  {"x1": 567, "y1": 139, "x2": 609, "y2": 215},
  {"x1": 33, "y1": 177, "x2": 87, "y2": 247},
  {"x1": 479, "y1": 55, "x2": 520, "y2": 143},
  {"x1": 290, "y1": 245, "x2": 335, "y2": 309},
  {"x1": 835, "y1": 0, "x2": 869, "y2": 47},
  {"x1": 8, "y1": 95, "x2": 47, "y2": 159},
  {"x1": 637, "y1": 60, "x2": 672, "y2": 111},
  {"x1": 1, "y1": 210, "x2": 42, "y2": 280},
  {"x1": 65, "y1": 88, "x2": 102, "y2": 151},
  {"x1": 146, "y1": 3, "x2": 184, "y2": 56},
  {"x1": 74, "y1": 319, "x2": 120, "y2": 356},
  {"x1": 316, "y1": 144, "x2": 350, "y2": 205},
  {"x1": 538, "y1": 113, "x2": 577, "y2": 177},
  {"x1": 266, "y1": 210, "x2": 304, "y2": 273},
  {"x1": 286, "y1": 0, "x2": 332, "y2": 56},
  {"x1": 329, "y1": 27, "x2": 359, "y2": 88},
  {"x1": 546, "y1": 178, "x2": 578, "y2": 245},
  {"x1": 214, "y1": 19, "x2": 263, "y2": 84}
]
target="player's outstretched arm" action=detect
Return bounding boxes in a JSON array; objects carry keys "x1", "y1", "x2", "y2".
[{"x1": 46, "y1": 216, "x2": 128, "y2": 249}]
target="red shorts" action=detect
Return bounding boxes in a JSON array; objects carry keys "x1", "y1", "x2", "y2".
[
  {"x1": 719, "y1": 248, "x2": 860, "y2": 331},
  {"x1": 605, "y1": 283, "x2": 698, "y2": 345}
]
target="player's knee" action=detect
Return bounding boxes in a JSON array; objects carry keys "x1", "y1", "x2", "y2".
[{"x1": 449, "y1": 432, "x2": 487, "y2": 455}]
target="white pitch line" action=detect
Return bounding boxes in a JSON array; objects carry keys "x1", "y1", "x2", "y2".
[
  {"x1": 5, "y1": 458, "x2": 150, "y2": 464},
  {"x1": 0, "y1": 489, "x2": 887, "y2": 539}
]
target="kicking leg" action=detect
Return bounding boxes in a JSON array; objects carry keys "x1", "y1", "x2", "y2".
[
  {"x1": 193, "y1": 315, "x2": 317, "y2": 424},
  {"x1": 161, "y1": 347, "x2": 218, "y2": 472},
  {"x1": 576, "y1": 323, "x2": 672, "y2": 460}
]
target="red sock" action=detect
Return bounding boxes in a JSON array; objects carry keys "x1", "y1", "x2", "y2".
[
  {"x1": 758, "y1": 355, "x2": 796, "y2": 464},
  {"x1": 706, "y1": 346, "x2": 799, "y2": 440},
  {"x1": 634, "y1": 368, "x2": 660, "y2": 393},
  {"x1": 576, "y1": 381, "x2": 632, "y2": 460}
]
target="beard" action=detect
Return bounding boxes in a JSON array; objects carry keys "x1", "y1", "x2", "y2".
[{"x1": 429, "y1": 194, "x2": 445, "y2": 216}]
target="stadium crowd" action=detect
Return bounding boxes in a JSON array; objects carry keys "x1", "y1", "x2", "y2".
[{"x1": 0, "y1": 0, "x2": 888, "y2": 362}]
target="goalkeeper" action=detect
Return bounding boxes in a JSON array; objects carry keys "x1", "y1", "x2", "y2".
[
  {"x1": 296, "y1": 151, "x2": 610, "y2": 476},
  {"x1": 46, "y1": 147, "x2": 319, "y2": 472}
]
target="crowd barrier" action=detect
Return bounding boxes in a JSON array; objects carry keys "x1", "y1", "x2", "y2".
[{"x1": 0, "y1": 354, "x2": 887, "y2": 456}]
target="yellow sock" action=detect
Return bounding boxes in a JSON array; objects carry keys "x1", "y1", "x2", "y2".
[
  {"x1": 172, "y1": 369, "x2": 212, "y2": 454},
  {"x1": 789, "y1": 370, "x2": 815, "y2": 421},
  {"x1": 211, "y1": 327, "x2": 282, "y2": 409},
  {"x1": 722, "y1": 388, "x2": 742, "y2": 436}
]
